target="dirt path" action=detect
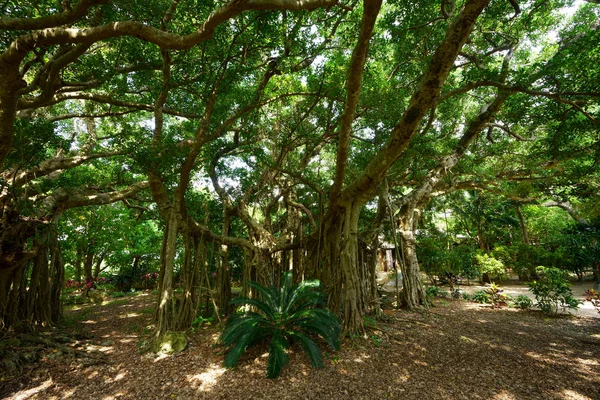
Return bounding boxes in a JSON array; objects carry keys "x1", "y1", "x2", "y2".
[
  {"x1": 377, "y1": 273, "x2": 600, "y2": 318},
  {"x1": 3, "y1": 293, "x2": 600, "y2": 400},
  {"x1": 460, "y1": 281, "x2": 600, "y2": 318}
]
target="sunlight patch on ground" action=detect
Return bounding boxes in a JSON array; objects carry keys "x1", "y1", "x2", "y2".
[
  {"x1": 576, "y1": 358, "x2": 599, "y2": 366},
  {"x1": 394, "y1": 373, "x2": 411, "y2": 383},
  {"x1": 81, "y1": 320, "x2": 97, "y2": 324},
  {"x1": 118, "y1": 312, "x2": 141, "y2": 318},
  {"x1": 561, "y1": 388, "x2": 592, "y2": 400},
  {"x1": 153, "y1": 353, "x2": 171, "y2": 362},
  {"x1": 10, "y1": 378, "x2": 53, "y2": 400},
  {"x1": 352, "y1": 353, "x2": 371, "y2": 363},
  {"x1": 492, "y1": 390, "x2": 518, "y2": 399},
  {"x1": 113, "y1": 372, "x2": 127, "y2": 382},
  {"x1": 102, "y1": 391, "x2": 128, "y2": 400},
  {"x1": 86, "y1": 371, "x2": 99, "y2": 379},
  {"x1": 60, "y1": 388, "x2": 76, "y2": 398},
  {"x1": 459, "y1": 335, "x2": 477, "y2": 343},
  {"x1": 186, "y1": 363, "x2": 227, "y2": 391},
  {"x1": 524, "y1": 351, "x2": 553, "y2": 363},
  {"x1": 86, "y1": 344, "x2": 114, "y2": 354}
]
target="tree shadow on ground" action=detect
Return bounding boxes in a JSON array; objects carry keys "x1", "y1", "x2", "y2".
[{"x1": 2, "y1": 298, "x2": 599, "y2": 400}]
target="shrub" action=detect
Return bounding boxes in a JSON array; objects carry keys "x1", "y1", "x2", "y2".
[
  {"x1": 511, "y1": 294, "x2": 533, "y2": 310},
  {"x1": 484, "y1": 283, "x2": 508, "y2": 308},
  {"x1": 475, "y1": 253, "x2": 507, "y2": 282},
  {"x1": 426, "y1": 286, "x2": 448, "y2": 298},
  {"x1": 220, "y1": 273, "x2": 340, "y2": 379},
  {"x1": 527, "y1": 266, "x2": 580, "y2": 315},
  {"x1": 471, "y1": 290, "x2": 491, "y2": 304}
]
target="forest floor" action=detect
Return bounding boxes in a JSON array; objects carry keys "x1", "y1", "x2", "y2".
[{"x1": 2, "y1": 293, "x2": 600, "y2": 400}]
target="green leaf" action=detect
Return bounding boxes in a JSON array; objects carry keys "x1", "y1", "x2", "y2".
[{"x1": 266, "y1": 330, "x2": 289, "y2": 379}]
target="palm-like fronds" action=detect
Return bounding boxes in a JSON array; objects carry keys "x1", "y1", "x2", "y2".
[{"x1": 220, "y1": 273, "x2": 341, "y2": 378}]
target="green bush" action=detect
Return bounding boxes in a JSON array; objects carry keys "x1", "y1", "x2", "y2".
[
  {"x1": 511, "y1": 294, "x2": 533, "y2": 310},
  {"x1": 483, "y1": 283, "x2": 509, "y2": 308},
  {"x1": 475, "y1": 253, "x2": 507, "y2": 282},
  {"x1": 426, "y1": 286, "x2": 448, "y2": 298},
  {"x1": 471, "y1": 290, "x2": 491, "y2": 304},
  {"x1": 527, "y1": 266, "x2": 580, "y2": 315},
  {"x1": 220, "y1": 273, "x2": 340, "y2": 379}
]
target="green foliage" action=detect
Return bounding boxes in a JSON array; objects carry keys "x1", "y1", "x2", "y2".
[
  {"x1": 192, "y1": 315, "x2": 214, "y2": 329},
  {"x1": 426, "y1": 286, "x2": 449, "y2": 298},
  {"x1": 149, "y1": 331, "x2": 188, "y2": 355},
  {"x1": 417, "y1": 234, "x2": 479, "y2": 282},
  {"x1": 527, "y1": 267, "x2": 580, "y2": 315},
  {"x1": 511, "y1": 295, "x2": 533, "y2": 310},
  {"x1": 475, "y1": 253, "x2": 507, "y2": 282},
  {"x1": 220, "y1": 273, "x2": 340, "y2": 379},
  {"x1": 483, "y1": 283, "x2": 507, "y2": 308},
  {"x1": 471, "y1": 290, "x2": 491, "y2": 304}
]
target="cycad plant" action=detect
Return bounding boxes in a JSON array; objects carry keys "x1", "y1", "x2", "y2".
[{"x1": 220, "y1": 273, "x2": 341, "y2": 378}]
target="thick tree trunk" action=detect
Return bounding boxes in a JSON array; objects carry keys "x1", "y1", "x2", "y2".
[
  {"x1": 292, "y1": 224, "x2": 304, "y2": 282},
  {"x1": 34, "y1": 246, "x2": 52, "y2": 326},
  {"x1": 175, "y1": 232, "x2": 199, "y2": 330},
  {"x1": 50, "y1": 240, "x2": 64, "y2": 323},
  {"x1": 396, "y1": 204, "x2": 427, "y2": 310},
  {"x1": 319, "y1": 202, "x2": 368, "y2": 334},
  {"x1": 369, "y1": 238, "x2": 383, "y2": 317},
  {"x1": 399, "y1": 228, "x2": 427, "y2": 310},
  {"x1": 131, "y1": 256, "x2": 140, "y2": 279},
  {"x1": 217, "y1": 209, "x2": 231, "y2": 313},
  {"x1": 516, "y1": 205, "x2": 529, "y2": 245},
  {"x1": 74, "y1": 249, "x2": 82, "y2": 283},
  {"x1": 93, "y1": 253, "x2": 104, "y2": 279},
  {"x1": 339, "y1": 201, "x2": 365, "y2": 334},
  {"x1": 83, "y1": 251, "x2": 93, "y2": 282},
  {"x1": 155, "y1": 211, "x2": 178, "y2": 335}
]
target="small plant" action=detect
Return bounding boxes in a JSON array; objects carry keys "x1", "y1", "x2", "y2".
[
  {"x1": 528, "y1": 266, "x2": 580, "y2": 316},
  {"x1": 220, "y1": 273, "x2": 340, "y2": 379},
  {"x1": 370, "y1": 334, "x2": 382, "y2": 347},
  {"x1": 192, "y1": 315, "x2": 214, "y2": 329},
  {"x1": 471, "y1": 290, "x2": 491, "y2": 304},
  {"x1": 584, "y1": 289, "x2": 600, "y2": 314},
  {"x1": 426, "y1": 286, "x2": 449, "y2": 298},
  {"x1": 511, "y1": 294, "x2": 533, "y2": 310},
  {"x1": 443, "y1": 272, "x2": 461, "y2": 294},
  {"x1": 111, "y1": 291, "x2": 126, "y2": 298},
  {"x1": 462, "y1": 292, "x2": 473, "y2": 301},
  {"x1": 484, "y1": 283, "x2": 508, "y2": 308}
]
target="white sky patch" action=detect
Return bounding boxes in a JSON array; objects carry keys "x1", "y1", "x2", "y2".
[
  {"x1": 140, "y1": 118, "x2": 155, "y2": 131},
  {"x1": 312, "y1": 55, "x2": 326, "y2": 70}
]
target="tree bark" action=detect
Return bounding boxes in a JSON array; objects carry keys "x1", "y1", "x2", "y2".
[
  {"x1": 217, "y1": 208, "x2": 232, "y2": 314},
  {"x1": 155, "y1": 210, "x2": 178, "y2": 335},
  {"x1": 83, "y1": 250, "x2": 93, "y2": 282},
  {"x1": 516, "y1": 205, "x2": 530, "y2": 245}
]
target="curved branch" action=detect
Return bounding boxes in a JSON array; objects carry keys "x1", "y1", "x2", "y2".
[
  {"x1": 0, "y1": 0, "x2": 107, "y2": 31},
  {"x1": 2, "y1": 151, "x2": 126, "y2": 188},
  {"x1": 541, "y1": 200, "x2": 588, "y2": 225},
  {"x1": 2, "y1": 0, "x2": 337, "y2": 65},
  {"x1": 45, "y1": 181, "x2": 150, "y2": 215}
]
